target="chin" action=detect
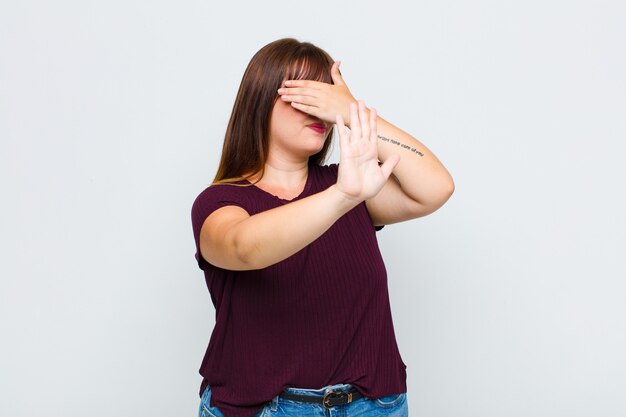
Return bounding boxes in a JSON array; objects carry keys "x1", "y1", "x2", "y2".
[
  {"x1": 298, "y1": 145, "x2": 324, "y2": 159},
  {"x1": 309, "y1": 140, "x2": 326, "y2": 152}
]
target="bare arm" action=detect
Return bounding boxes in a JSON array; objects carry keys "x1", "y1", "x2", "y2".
[{"x1": 202, "y1": 184, "x2": 357, "y2": 271}]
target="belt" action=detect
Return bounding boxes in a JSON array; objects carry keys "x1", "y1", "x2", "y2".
[{"x1": 279, "y1": 389, "x2": 363, "y2": 409}]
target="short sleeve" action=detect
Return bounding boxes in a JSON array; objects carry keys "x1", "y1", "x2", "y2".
[
  {"x1": 190, "y1": 184, "x2": 251, "y2": 270},
  {"x1": 325, "y1": 163, "x2": 384, "y2": 232}
]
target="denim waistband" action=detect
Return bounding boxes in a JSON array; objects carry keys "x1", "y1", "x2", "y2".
[
  {"x1": 266, "y1": 383, "x2": 363, "y2": 412},
  {"x1": 282, "y1": 382, "x2": 356, "y2": 397}
]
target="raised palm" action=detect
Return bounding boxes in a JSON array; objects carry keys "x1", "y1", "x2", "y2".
[{"x1": 335, "y1": 100, "x2": 400, "y2": 202}]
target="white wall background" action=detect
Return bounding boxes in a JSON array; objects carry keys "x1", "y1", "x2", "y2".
[{"x1": 1, "y1": 0, "x2": 624, "y2": 416}]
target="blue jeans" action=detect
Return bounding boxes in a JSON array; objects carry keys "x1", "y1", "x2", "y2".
[{"x1": 198, "y1": 382, "x2": 408, "y2": 416}]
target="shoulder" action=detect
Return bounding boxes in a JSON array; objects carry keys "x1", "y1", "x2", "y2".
[
  {"x1": 193, "y1": 181, "x2": 247, "y2": 202},
  {"x1": 191, "y1": 182, "x2": 252, "y2": 230},
  {"x1": 192, "y1": 182, "x2": 244, "y2": 207},
  {"x1": 323, "y1": 162, "x2": 338, "y2": 172}
]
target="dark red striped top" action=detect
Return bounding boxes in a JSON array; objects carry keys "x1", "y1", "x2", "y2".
[{"x1": 190, "y1": 161, "x2": 407, "y2": 417}]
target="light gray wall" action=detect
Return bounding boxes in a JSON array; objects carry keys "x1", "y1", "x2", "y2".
[{"x1": 1, "y1": 0, "x2": 624, "y2": 416}]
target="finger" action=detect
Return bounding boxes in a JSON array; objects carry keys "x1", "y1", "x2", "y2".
[
  {"x1": 369, "y1": 107, "x2": 378, "y2": 145},
  {"x1": 290, "y1": 101, "x2": 317, "y2": 115},
  {"x1": 281, "y1": 94, "x2": 316, "y2": 104},
  {"x1": 350, "y1": 102, "x2": 361, "y2": 140},
  {"x1": 284, "y1": 79, "x2": 322, "y2": 90},
  {"x1": 379, "y1": 154, "x2": 401, "y2": 179},
  {"x1": 359, "y1": 101, "x2": 370, "y2": 142},
  {"x1": 331, "y1": 60, "x2": 345, "y2": 86},
  {"x1": 336, "y1": 113, "x2": 350, "y2": 148},
  {"x1": 279, "y1": 87, "x2": 314, "y2": 97}
]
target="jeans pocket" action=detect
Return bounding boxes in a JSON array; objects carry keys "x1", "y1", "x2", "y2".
[
  {"x1": 200, "y1": 404, "x2": 217, "y2": 417},
  {"x1": 200, "y1": 386, "x2": 271, "y2": 417},
  {"x1": 373, "y1": 392, "x2": 407, "y2": 408},
  {"x1": 199, "y1": 385, "x2": 222, "y2": 417},
  {"x1": 256, "y1": 404, "x2": 272, "y2": 417}
]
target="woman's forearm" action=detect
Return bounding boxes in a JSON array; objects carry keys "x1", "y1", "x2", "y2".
[
  {"x1": 352, "y1": 109, "x2": 455, "y2": 206},
  {"x1": 232, "y1": 184, "x2": 359, "y2": 270}
]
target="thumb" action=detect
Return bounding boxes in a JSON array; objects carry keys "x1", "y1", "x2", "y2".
[
  {"x1": 331, "y1": 60, "x2": 345, "y2": 86},
  {"x1": 379, "y1": 154, "x2": 401, "y2": 179}
]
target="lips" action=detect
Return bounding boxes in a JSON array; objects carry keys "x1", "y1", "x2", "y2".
[{"x1": 307, "y1": 123, "x2": 326, "y2": 133}]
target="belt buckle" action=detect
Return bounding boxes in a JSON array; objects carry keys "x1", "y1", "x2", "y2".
[{"x1": 322, "y1": 391, "x2": 353, "y2": 409}]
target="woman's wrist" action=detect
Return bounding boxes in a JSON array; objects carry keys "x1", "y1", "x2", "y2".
[{"x1": 326, "y1": 184, "x2": 362, "y2": 213}]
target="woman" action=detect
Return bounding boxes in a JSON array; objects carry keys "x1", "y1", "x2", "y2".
[{"x1": 191, "y1": 38, "x2": 454, "y2": 417}]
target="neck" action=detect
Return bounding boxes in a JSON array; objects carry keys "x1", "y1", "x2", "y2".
[{"x1": 247, "y1": 157, "x2": 309, "y2": 188}]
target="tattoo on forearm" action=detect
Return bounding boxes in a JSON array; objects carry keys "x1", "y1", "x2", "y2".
[{"x1": 377, "y1": 134, "x2": 424, "y2": 156}]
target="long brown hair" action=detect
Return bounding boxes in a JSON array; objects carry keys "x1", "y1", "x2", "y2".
[{"x1": 211, "y1": 38, "x2": 336, "y2": 186}]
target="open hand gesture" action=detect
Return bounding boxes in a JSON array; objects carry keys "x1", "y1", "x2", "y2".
[{"x1": 335, "y1": 100, "x2": 400, "y2": 202}]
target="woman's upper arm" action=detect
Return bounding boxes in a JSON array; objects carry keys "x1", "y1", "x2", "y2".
[{"x1": 199, "y1": 205, "x2": 252, "y2": 270}]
